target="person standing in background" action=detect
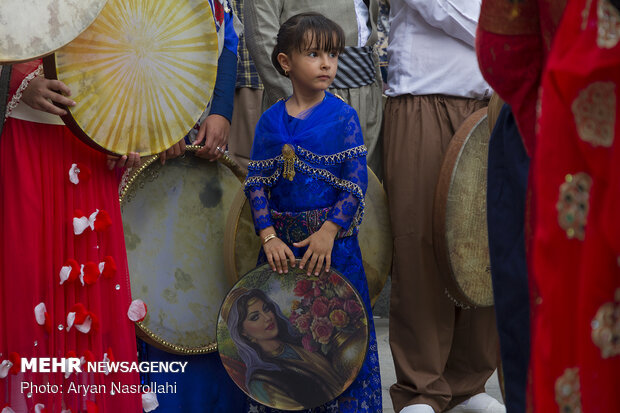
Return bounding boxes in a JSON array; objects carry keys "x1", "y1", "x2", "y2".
[
  {"x1": 382, "y1": 1, "x2": 503, "y2": 412},
  {"x1": 227, "y1": 0, "x2": 264, "y2": 170},
  {"x1": 244, "y1": 0, "x2": 384, "y2": 179}
]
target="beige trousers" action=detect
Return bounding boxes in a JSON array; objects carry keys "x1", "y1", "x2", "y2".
[
  {"x1": 227, "y1": 87, "x2": 263, "y2": 170},
  {"x1": 383, "y1": 94, "x2": 498, "y2": 413}
]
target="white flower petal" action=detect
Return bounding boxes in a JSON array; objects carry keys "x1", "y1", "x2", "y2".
[
  {"x1": 75, "y1": 315, "x2": 92, "y2": 334},
  {"x1": 88, "y1": 210, "x2": 99, "y2": 230},
  {"x1": 142, "y1": 392, "x2": 159, "y2": 412},
  {"x1": 69, "y1": 164, "x2": 80, "y2": 185},
  {"x1": 73, "y1": 216, "x2": 90, "y2": 235},
  {"x1": 66, "y1": 312, "x2": 76, "y2": 332},
  {"x1": 2, "y1": 407, "x2": 17, "y2": 413},
  {"x1": 128, "y1": 299, "x2": 147, "y2": 322},
  {"x1": 102, "y1": 352, "x2": 110, "y2": 376},
  {"x1": 34, "y1": 303, "x2": 46, "y2": 325},
  {"x1": 0, "y1": 359, "x2": 13, "y2": 378},
  {"x1": 34, "y1": 404, "x2": 45, "y2": 413},
  {"x1": 59, "y1": 265, "x2": 72, "y2": 285},
  {"x1": 79, "y1": 264, "x2": 85, "y2": 287},
  {"x1": 98, "y1": 262, "x2": 105, "y2": 274}
]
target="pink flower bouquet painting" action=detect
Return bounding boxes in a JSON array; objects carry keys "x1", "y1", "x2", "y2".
[{"x1": 217, "y1": 262, "x2": 369, "y2": 410}]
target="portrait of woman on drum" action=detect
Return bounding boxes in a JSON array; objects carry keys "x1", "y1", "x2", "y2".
[{"x1": 220, "y1": 287, "x2": 343, "y2": 410}]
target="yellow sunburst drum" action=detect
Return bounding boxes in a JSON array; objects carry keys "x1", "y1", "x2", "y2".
[
  {"x1": 434, "y1": 108, "x2": 494, "y2": 308},
  {"x1": 120, "y1": 147, "x2": 245, "y2": 354},
  {"x1": 43, "y1": 0, "x2": 218, "y2": 155},
  {"x1": 223, "y1": 168, "x2": 392, "y2": 307},
  {"x1": 0, "y1": 0, "x2": 108, "y2": 63}
]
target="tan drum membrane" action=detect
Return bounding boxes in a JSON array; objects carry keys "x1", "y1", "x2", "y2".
[
  {"x1": 0, "y1": 0, "x2": 108, "y2": 63},
  {"x1": 120, "y1": 147, "x2": 244, "y2": 354},
  {"x1": 434, "y1": 108, "x2": 494, "y2": 308}
]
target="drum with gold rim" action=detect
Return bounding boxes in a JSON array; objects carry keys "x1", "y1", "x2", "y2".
[
  {"x1": 120, "y1": 146, "x2": 245, "y2": 354},
  {"x1": 217, "y1": 263, "x2": 369, "y2": 410},
  {"x1": 223, "y1": 168, "x2": 392, "y2": 307},
  {"x1": 434, "y1": 108, "x2": 494, "y2": 308},
  {"x1": 44, "y1": 0, "x2": 218, "y2": 155},
  {"x1": 0, "y1": 0, "x2": 108, "y2": 64}
]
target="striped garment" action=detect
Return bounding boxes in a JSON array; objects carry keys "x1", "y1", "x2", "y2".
[{"x1": 332, "y1": 45, "x2": 377, "y2": 89}]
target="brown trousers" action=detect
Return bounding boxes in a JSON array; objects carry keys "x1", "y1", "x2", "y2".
[
  {"x1": 383, "y1": 94, "x2": 498, "y2": 413},
  {"x1": 227, "y1": 87, "x2": 264, "y2": 170}
]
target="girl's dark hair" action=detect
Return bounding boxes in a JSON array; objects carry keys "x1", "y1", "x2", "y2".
[
  {"x1": 235, "y1": 289, "x2": 301, "y2": 350},
  {"x1": 271, "y1": 12, "x2": 346, "y2": 76}
]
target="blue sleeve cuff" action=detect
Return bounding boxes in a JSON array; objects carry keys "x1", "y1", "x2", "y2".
[{"x1": 209, "y1": 47, "x2": 237, "y2": 122}]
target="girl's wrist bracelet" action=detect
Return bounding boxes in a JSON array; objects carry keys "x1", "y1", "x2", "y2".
[{"x1": 262, "y1": 233, "x2": 278, "y2": 245}]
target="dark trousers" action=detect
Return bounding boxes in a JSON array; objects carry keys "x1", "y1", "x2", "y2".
[{"x1": 487, "y1": 104, "x2": 530, "y2": 413}]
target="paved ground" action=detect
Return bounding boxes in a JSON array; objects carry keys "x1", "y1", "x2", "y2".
[{"x1": 375, "y1": 317, "x2": 503, "y2": 413}]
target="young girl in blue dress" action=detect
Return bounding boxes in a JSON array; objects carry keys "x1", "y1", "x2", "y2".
[{"x1": 244, "y1": 12, "x2": 382, "y2": 413}]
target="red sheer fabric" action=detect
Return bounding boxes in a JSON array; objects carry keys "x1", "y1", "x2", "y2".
[
  {"x1": 533, "y1": 0, "x2": 620, "y2": 411},
  {"x1": 0, "y1": 63, "x2": 141, "y2": 412}
]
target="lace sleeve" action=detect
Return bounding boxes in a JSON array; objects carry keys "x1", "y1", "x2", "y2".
[
  {"x1": 327, "y1": 111, "x2": 368, "y2": 230},
  {"x1": 248, "y1": 185, "x2": 274, "y2": 234}
]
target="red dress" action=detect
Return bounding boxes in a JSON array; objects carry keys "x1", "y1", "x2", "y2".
[
  {"x1": 0, "y1": 62, "x2": 142, "y2": 412},
  {"x1": 533, "y1": 0, "x2": 620, "y2": 411}
]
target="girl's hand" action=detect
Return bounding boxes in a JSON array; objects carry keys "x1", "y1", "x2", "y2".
[
  {"x1": 294, "y1": 221, "x2": 340, "y2": 275},
  {"x1": 263, "y1": 235, "x2": 296, "y2": 274},
  {"x1": 21, "y1": 76, "x2": 75, "y2": 116}
]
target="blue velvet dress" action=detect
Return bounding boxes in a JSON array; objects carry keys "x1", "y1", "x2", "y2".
[{"x1": 243, "y1": 92, "x2": 382, "y2": 412}]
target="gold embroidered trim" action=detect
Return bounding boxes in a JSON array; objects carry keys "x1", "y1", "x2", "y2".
[
  {"x1": 597, "y1": 0, "x2": 620, "y2": 48},
  {"x1": 555, "y1": 367, "x2": 582, "y2": 413},
  {"x1": 5, "y1": 64, "x2": 43, "y2": 120},
  {"x1": 571, "y1": 82, "x2": 616, "y2": 147},
  {"x1": 247, "y1": 145, "x2": 367, "y2": 171},
  {"x1": 556, "y1": 173, "x2": 592, "y2": 240},
  {"x1": 296, "y1": 145, "x2": 367, "y2": 165},
  {"x1": 244, "y1": 169, "x2": 282, "y2": 188},
  {"x1": 591, "y1": 288, "x2": 620, "y2": 358}
]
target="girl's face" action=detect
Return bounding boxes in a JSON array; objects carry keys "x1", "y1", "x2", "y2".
[
  {"x1": 242, "y1": 298, "x2": 279, "y2": 343},
  {"x1": 280, "y1": 36, "x2": 339, "y2": 94}
]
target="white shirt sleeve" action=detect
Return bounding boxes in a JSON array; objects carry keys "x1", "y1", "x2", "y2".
[{"x1": 401, "y1": 0, "x2": 480, "y2": 46}]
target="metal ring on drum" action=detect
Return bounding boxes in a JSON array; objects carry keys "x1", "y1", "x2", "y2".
[
  {"x1": 223, "y1": 167, "x2": 392, "y2": 307},
  {"x1": 433, "y1": 107, "x2": 494, "y2": 308},
  {"x1": 43, "y1": 0, "x2": 219, "y2": 156},
  {"x1": 0, "y1": 0, "x2": 108, "y2": 64},
  {"x1": 119, "y1": 146, "x2": 245, "y2": 354}
]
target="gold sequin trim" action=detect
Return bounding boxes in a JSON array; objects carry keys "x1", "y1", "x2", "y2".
[
  {"x1": 5, "y1": 64, "x2": 43, "y2": 120},
  {"x1": 555, "y1": 368, "x2": 583, "y2": 413},
  {"x1": 597, "y1": 0, "x2": 620, "y2": 48},
  {"x1": 556, "y1": 173, "x2": 592, "y2": 240},
  {"x1": 571, "y1": 82, "x2": 616, "y2": 147},
  {"x1": 591, "y1": 288, "x2": 620, "y2": 358}
]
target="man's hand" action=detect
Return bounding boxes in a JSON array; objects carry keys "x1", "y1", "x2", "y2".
[
  {"x1": 106, "y1": 153, "x2": 141, "y2": 170},
  {"x1": 193, "y1": 114, "x2": 230, "y2": 161},
  {"x1": 159, "y1": 140, "x2": 187, "y2": 165}
]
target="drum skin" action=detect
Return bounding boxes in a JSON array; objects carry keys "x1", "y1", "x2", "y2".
[
  {"x1": 434, "y1": 108, "x2": 494, "y2": 308},
  {"x1": 44, "y1": 0, "x2": 218, "y2": 156},
  {"x1": 224, "y1": 168, "x2": 392, "y2": 307},
  {"x1": 120, "y1": 147, "x2": 245, "y2": 354},
  {"x1": 0, "y1": 0, "x2": 107, "y2": 63}
]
